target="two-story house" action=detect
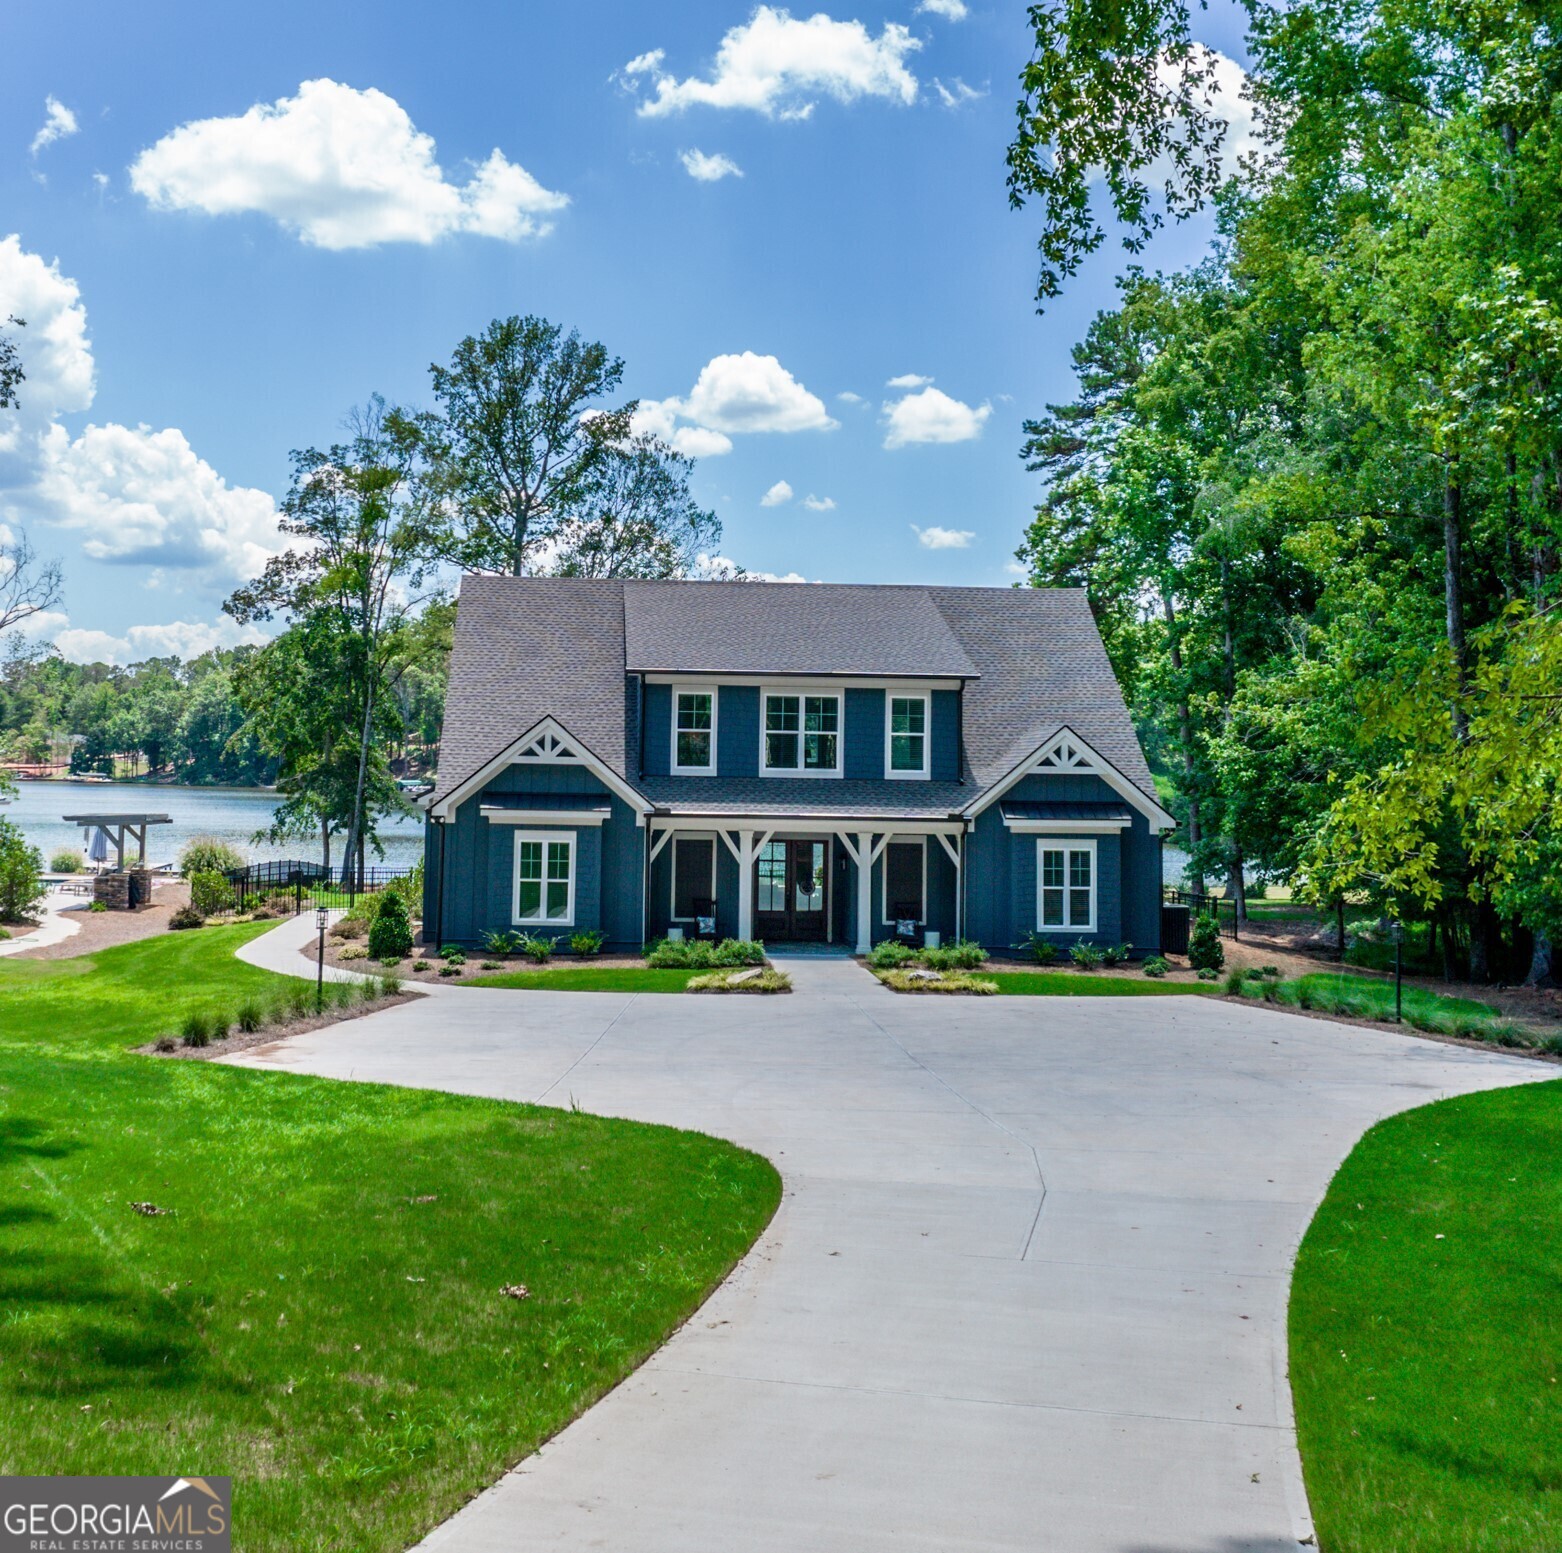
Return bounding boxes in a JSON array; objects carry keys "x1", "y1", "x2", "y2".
[{"x1": 419, "y1": 577, "x2": 1174, "y2": 956}]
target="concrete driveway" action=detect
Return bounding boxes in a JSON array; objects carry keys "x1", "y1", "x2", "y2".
[{"x1": 229, "y1": 943, "x2": 1548, "y2": 1552}]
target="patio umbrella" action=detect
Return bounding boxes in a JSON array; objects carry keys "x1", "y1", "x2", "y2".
[{"x1": 86, "y1": 826, "x2": 110, "y2": 866}]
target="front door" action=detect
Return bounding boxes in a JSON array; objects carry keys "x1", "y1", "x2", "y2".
[{"x1": 755, "y1": 840, "x2": 828, "y2": 942}]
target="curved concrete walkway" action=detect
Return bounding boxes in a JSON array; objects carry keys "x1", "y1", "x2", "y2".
[
  {"x1": 0, "y1": 886, "x2": 83, "y2": 957},
  {"x1": 227, "y1": 933, "x2": 1549, "y2": 1552}
]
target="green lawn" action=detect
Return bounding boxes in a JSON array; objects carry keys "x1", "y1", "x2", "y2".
[
  {"x1": 0, "y1": 925, "x2": 780, "y2": 1552},
  {"x1": 461, "y1": 965, "x2": 699, "y2": 992},
  {"x1": 1290, "y1": 1081, "x2": 1562, "y2": 1552},
  {"x1": 985, "y1": 970, "x2": 1213, "y2": 996}
]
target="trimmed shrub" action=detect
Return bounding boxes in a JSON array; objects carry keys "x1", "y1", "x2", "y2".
[
  {"x1": 0, "y1": 818, "x2": 46, "y2": 922},
  {"x1": 1141, "y1": 955, "x2": 1169, "y2": 978},
  {"x1": 367, "y1": 891, "x2": 413, "y2": 961},
  {"x1": 921, "y1": 939, "x2": 988, "y2": 971},
  {"x1": 1069, "y1": 940, "x2": 1104, "y2": 971},
  {"x1": 440, "y1": 944, "x2": 468, "y2": 965},
  {"x1": 868, "y1": 940, "x2": 916, "y2": 969},
  {"x1": 188, "y1": 870, "x2": 232, "y2": 918},
  {"x1": 49, "y1": 848, "x2": 82, "y2": 873},
  {"x1": 646, "y1": 937, "x2": 766, "y2": 969},
  {"x1": 570, "y1": 929, "x2": 605, "y2": 956},
  {"x1": 1196, "y1": 966, "x2": 1220, "y2": 981},
  {"x1": 1187, "y1": 914, "x2": 1225, "y2": 972},
  {"x1": 178, "y1": 836, "x2": 244, "y2": 876},
  {"x1": 338, "y1": 944, "x2": 369, "y2": 961},
  {"x1": 168, "y1": 905, "x2": 205, "y2": 931}
]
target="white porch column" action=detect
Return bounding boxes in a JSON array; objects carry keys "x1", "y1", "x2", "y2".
[
  {"x1": 736, "y1": 829, "x2": 755, "y2": 941},
  {"x1": 854, "y1": 830, "x2": 874, "y2": 954}
]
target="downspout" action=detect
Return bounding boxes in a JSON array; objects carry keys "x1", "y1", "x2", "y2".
[{"x1": 433, "y1": 817, "x2": 446, "y2": 953}]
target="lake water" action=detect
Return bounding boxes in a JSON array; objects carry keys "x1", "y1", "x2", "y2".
[{"x1": 2, "y1": 780, "x2": 424, "y2": 872}]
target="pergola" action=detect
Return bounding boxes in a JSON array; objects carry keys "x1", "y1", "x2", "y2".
[{"x1": 61, "y1": 812, "x2": 173, "y2": 872}]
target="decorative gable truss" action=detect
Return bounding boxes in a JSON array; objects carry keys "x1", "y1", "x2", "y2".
[
  {"x1": 515, "y1": 727, "x2": 582, "y2": 764},
  {"x1": 423, "y1": 716, "x2": 652, "y2": 823},
  {"x1": 1033, "y1": 736, "x2": 1095, "y2": 773},
  {"x1": 963, "y1": 727, "x2": 1177, "y2": 832}
]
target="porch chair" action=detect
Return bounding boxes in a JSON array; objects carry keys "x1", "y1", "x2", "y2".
[
  {"x1": 691, "y1": 897, "x2": 718, "y2": 941},
  {"x1": 891, "y1": 902, "x2": 924, "y2": 948}
]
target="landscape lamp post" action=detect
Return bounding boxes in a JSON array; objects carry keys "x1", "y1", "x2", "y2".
[
  {"x1": 1392, "y1": 918, "x2": 1404, "y2": 1024},
  {"x1": 316, "y1": 905, "x2": 328, "y2": 1013}
]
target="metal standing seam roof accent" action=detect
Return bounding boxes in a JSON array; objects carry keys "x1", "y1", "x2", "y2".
[
  {"x1": 426, "y1": 578, "x2": 1159, "y2": 813},
  {"x1": 998, "y1": 800, "x2": 1135, "y2": 823}
]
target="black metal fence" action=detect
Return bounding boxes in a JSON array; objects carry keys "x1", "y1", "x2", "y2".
[
  {"x1": 194, "y1": 860, "x2": 415, "y2": 919},
  {"x1": 1161, "y1": 887, "x2": 1240, "y2": 941}
]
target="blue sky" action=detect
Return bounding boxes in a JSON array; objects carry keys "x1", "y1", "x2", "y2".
[{"x1": 1, "y1": 0, "x2": 1251, "y2": 663}]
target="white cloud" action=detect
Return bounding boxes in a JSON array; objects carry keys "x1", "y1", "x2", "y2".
[
  {"x1": 28, "y1": 421, "x2": 283, "y2": 576},
  {"x1": 760, "y1": 479, "x2": 794, "y2": 506},
  {"x1": 0, "y1": 236, "x2": 283, "y2": 586},
  {"x1": 802, "y1": 494, "x2": 835, "y2": 510},
  {"x1": 886, "y1": 372, "x2": 932, "y2": 389},
  {"x1": 129, "y1": 78, "x2": 568, "y2": 250},
  {"x1": 694, "y1": 552, "x2": 808, "y2": 584},
  {"x1": 836, "y1": 390, "x2": 865, "y2": 404},
  {"x1": 882, "y1": 384, "x2": 991, "y2": 449},
  {"x1": 683, "y1": 352, "x2": 835, "y2": 434},
  {"x1": 47, "y1": 615, "x2": 269, "y2": 666},
  {"x1": 633, "y1": 353, "x2": 833, "y2": 457},
  {"x1": 630, "y1": 397, "x2": 734, "y2": 457},
  {"x1": 917, "y1": 0, "x2": 968, "y2": 17},
  {"x1": 681, "y1": 148, "x2": 744, "y2": 181},
  {"x1": 91, "y1": 171, "x2": 109, "y2": 190},
  {"x1": 914, "y1": 524, "x2": 975, "y2": 549},
  {"x1": 627, "y1": 7, "x2": 921, "y2": 119},
  {"x1": 933, "y1": 78, "x2": 984, "y2": 108},
  {"x1": 30, "y1": 97, "x2": 79, "y2": 157}
]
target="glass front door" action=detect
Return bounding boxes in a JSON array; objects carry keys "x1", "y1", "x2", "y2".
[{"x1": 754, "y1": 840, "x2": 829, "y2": 941}]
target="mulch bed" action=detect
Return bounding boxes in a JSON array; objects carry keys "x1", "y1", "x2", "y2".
[{"x1": 139, "y1": 990, "x2": 421, "y2": 1060}]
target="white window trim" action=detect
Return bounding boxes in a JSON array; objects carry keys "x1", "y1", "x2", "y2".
[
  {"x1": 671, "y1": 686, "x2": 719, "y2": 776},
  {"x1": 880, "y1": 836, "x2": 928, "y2": 925},
  {"x1": 1034, "y1": 837, "x2": 1097, "y2": 934},
  {"x1": 512, "y1": 830, "x2": 576, "y2": 928},
  {"x1": 884, "y1": 693, "x2": 930, "y2": 781},
  {"x1": 759, "y1": 686, "x2": 843, "y2": 779},
  {"x1": 670, "y1": 831, "x2": 719, "y2": 923}
]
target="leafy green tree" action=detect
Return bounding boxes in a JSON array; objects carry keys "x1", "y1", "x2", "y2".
[
  {"x1": 0, "y1": 817, "x2": 44, "y2": 922},
  {"x1": 424, "y1": 316, "x2": 633, "y2": 576},
  {"x1": 226, "y1": 399, "x2": 435, "y2": 885}
]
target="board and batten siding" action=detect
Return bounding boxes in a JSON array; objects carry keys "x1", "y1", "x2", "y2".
[
  {"x1": 963, "y1": 772, "x2": 1161, "y2": 956},
  {"x1": 430, "y1": 762, "x2": 644, "y2": 950}
]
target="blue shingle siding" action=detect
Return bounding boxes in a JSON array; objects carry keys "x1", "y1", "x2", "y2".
[
  {"x1": 844, "y1": 688, "x2": 884, "y2": 779},
  {"x1": 643, "y1": 682, "x2": 671, "y2": 777},
  {"x1": 931, "y1": 689, "x2": 961, "y2": 781},
  {"x1": 717, "y1": 687, "x2": 759, "y2": 778}
]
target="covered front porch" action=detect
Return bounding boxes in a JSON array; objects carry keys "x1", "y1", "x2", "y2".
[{"x1": 645, "y1": 815, "x2": 967, "y2": 953}]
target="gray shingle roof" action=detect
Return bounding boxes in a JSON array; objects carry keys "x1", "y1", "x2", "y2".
[
  {"x1": 925, "y1": 587, "x2": 1158, "y2": 800},
  {"x1": 429, "y1": 579, "x2": 1157, "y2": 812},
  {"x1": 428, "y1": 576, "x2": 629, "y2": 808},
  {"x1": 623, "y1": 581, "x2": 978, "y2": 678}
]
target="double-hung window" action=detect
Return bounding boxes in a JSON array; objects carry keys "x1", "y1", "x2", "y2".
[
  {"x1": 1037, "y1": 839, "x2": 1095, "y2": 932},
  {"x1": 764, "y1": 693, "x2": 839, "y2": 774},
  {"x1": 673, "y1": 690, "x2": 715, "y2": 773},
  {"x1": 887, "y1": 695, "x2": 928, "y2": 778},
  {"x1": 514, "y1": 832, "x2": 575, "y2": 926}
]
